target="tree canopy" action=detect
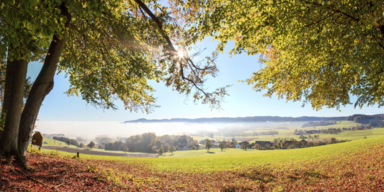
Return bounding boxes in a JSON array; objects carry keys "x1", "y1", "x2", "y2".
[
  {"x1": 0, "y1": 0, "x2": 229, "y2": 166},
  {"x1": 186, "y1": 0, "x2": 384, "y2": 110}
]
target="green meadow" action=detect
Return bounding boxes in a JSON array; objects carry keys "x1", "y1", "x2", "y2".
[
  {"x1": 38, "y1": 120, "x2": 384, "y2": 172},
  {"x1": 41, "y1": 134, "x2": 384, "y2": 172}
]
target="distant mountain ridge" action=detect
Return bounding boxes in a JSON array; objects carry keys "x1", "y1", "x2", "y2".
[{"x1": 125, "y1": 115, "x2": 354, "y2": 123}]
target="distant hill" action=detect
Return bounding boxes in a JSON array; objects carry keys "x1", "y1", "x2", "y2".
[
  {"x1": 346, "y1": 114, "x2": 384, "y2": 124},
  {"x1": 125, "y1": 116, "x2": 350, "y2": 124}
]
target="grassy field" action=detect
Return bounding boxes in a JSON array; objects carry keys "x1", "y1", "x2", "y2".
[
  {"x1": 41, "y1": 134, "x2": 384, "y2": 172},
  {"x1": 30, "y1": 129, "x2": 384, "y2": 190},
  {"x1": 42, "y1": 121, "x2": 384, "y2": 159}
]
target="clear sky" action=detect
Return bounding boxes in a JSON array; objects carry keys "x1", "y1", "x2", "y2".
[{"x1": 27, "y1": 38, "x2": 383, "y2": 122}]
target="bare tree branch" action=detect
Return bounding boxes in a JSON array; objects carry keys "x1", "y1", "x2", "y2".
[{"x1": 133, "y1": 0, "x2": 230, "y2": 107}]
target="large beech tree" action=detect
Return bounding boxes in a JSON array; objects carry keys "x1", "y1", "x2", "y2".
[
  {"x1": 0, "y1": 0, "x2": 229, "y2": 167},
  {"x1": 185, "y1": 0, "x2": 384, "y2": 110}
]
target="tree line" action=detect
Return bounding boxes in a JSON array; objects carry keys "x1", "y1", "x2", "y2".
[
  {"x1": 52, "y1": 136, "x2": 80, "y2": 147},
  {"x1": 301, "y1": 121, "x2": 337, "y2": 128},
  {"x1": 346, "y1": 114, "x2": 384, "y2": 124},
  {"x1": 104, "y1": 133, "x2": 198, "y2": 153},
  {"x1": 237, "y1": 138, "x2": 349, "y2": 151}
]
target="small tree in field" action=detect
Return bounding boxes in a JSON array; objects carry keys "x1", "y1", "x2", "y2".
[
  {"x1": 123, "y1": 146, "x2": 129, "y2": 154},
  {"x1": 232, "y1": 138, "x2": 238, "y2": 147},
  {"x1": 87, "y1": 141, "x2": 95, "y2": 150},
  {"x1": 205, "y1": 139, "x2": 212, "y2": 152},
  {"x1": 248, "y1": 143, "x2": 253, "y2": 150},
  {"x1": 241, "y1": 141, "x2": 249, "y2": 151},
  {"x1": 79, "y1": 143, "x2": 84, "y2": 148},
  {"x1": 169, "y1": 146, "x2": 175, "y2": 155},
  {"x1": 157, "y1": 147, "x2": 164, "y2": 156},
  {"x1": 65, "y1": 140, "x2": 70, "y2": 147},
  {"x1": 219, "y1": 143, "x2": 225, "y2": 151}
]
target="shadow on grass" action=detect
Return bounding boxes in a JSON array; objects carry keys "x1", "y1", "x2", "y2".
[
  {"x1": 287, "y1": 170, "x2": 330, "y2": 182},
  {"x1": 206, "y1": 152, "x2": 215, "y2": 154},
  {"x1": 239, "y1": 169, "x2": 275, "y2": 183},
  {"x1": 304, "y1": 170, "x2": 329, "y2": 179}
]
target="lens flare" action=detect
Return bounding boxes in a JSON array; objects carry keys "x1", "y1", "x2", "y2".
[{"x1": 177, "y1": 50, "x2": 185, "y2": 58}]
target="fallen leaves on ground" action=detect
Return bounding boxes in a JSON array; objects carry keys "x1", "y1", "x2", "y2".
[{"x1": 0, "y1": 153, "x2": 124, "y2": 191}]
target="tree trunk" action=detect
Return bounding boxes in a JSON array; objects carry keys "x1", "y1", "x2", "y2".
[
  {"x1": 18, "y1": 33, "x2": 68, "y2": 157},
  {"x1": 18, "y1": 2, "x2": 71, "y2": 161},
  {"x1": 0, "y1": 57, "x2": 28, "y2": 161}
]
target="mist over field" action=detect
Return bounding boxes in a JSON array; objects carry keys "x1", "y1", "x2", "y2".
[{"x1": 35, "y1": 121, "x2": 305, "y2": 141}]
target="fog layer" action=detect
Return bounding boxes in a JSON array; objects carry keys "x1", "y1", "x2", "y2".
[{"x1": 36, "y1": 121, "x2": 305, "y2": 141}]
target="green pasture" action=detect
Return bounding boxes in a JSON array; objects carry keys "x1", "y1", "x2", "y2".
[{"x1": 39, "y1": 135, "x2": 384, "y2": 172}]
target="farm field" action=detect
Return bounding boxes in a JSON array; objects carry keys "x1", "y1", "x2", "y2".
[{"x1": 23, "y1": 135, "x2": 384, "y2": 191}]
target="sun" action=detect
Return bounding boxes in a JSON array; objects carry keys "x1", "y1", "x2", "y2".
[{"x1": 177, "y1": 50, "x2": 185, "y2": 58}]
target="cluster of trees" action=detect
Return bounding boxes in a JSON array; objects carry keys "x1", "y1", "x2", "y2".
[
  {"x1": 321, "y1": 129, "x2": 342, "y2": 134},
  {"x1": 237, "y1": 137, "x2": 349, "y2": 151},
  {"x1": 204, "y1": 139, "x2": 227, "y2": 152},
  {"x1": 368, "y1": 119, "x2": 384, "y2": 127},
  {"x1": 301, "y1": 121, "x2": 337, "y2": 128},
  {"x1": 53, "y1": 136, "x2": 80, "y2": 147},
  {"x1": 103, "y1": 133, "x2": 198, "y2": 153},
  {"x1": 105, "y1": 141, "x2": 126, "y2": 151},
  {"x1": 240, "y1": 141, "x2": 252, "y2": 150},
  {"x1": 345, "y1": 114, "x2": 384, "y2": 126},
  {"x1": 299, "y1": 135, "x2": 320, "y2": 139},
  {"x1": 219, "y1": 139, "x2": 238, "y2": 148},
  {"x1": 271, "y1": 138, "x2": 346, "y2": 150},
  {"x1": 346, "y1": 114, "x2": 381, "y2": 124}
]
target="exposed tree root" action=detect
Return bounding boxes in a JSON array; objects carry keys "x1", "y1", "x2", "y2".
[{"x1": 0, "y1": 147, "x2": 28, "y2": 169}]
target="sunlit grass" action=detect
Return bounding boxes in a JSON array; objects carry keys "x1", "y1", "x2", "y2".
[{"x1": 40, "y1": 135, "x2": 384, "y2": 172}]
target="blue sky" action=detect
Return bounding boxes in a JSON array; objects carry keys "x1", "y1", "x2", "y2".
[{"x1": 27, "y1": 38, "x2": 383, "y2": 121}]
